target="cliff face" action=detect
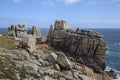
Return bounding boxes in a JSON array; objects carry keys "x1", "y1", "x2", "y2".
[{"x1": 47, "y1": 20, "x2": 107, "y2": 73}]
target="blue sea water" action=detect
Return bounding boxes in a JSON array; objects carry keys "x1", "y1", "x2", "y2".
[{"x1": 0, "y1": 28, "x2": 120, "y2": 77}]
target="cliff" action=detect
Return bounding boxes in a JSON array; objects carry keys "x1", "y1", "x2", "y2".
[{"x1": 47, "y1": 20, "x2": 107, "y2": 73}]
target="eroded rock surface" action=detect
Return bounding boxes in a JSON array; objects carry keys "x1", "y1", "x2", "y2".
[
  {"x1": 0, "y1": 21, "x2": 116, "y2": 80},
  {"x1": 47, "y1": 20, "x2": 107, "y2": 73},
  {"x1": 8, "y1": 24, "x2": 27, "y2": 38},
  {"x1": 20, "y1": 35, "x2": 36, "y2": 53},
  {"x1": 0, "y1": 47, "x2": 113, "y2": 80}
]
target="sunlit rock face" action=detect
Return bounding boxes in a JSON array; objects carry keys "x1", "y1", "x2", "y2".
[
  {"x1": 8, "y1": 24, "x2": 27, "y2": 38},
  {"x1": 47, "y1": 20, "x2": 107, "y2": 73}
]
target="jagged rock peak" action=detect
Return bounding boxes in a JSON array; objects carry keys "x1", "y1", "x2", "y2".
[{"x1": 54, "y1": 20, "x2": 69, "y2": 30}]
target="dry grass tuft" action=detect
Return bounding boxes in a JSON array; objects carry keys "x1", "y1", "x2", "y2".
[{"x1": 36, "y1": 43, "x2": 54, "y2": 54}]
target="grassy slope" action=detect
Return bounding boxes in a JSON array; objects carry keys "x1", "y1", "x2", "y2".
[{"x1": 0, "y1": 35, "x2": 19, "y2": 49}]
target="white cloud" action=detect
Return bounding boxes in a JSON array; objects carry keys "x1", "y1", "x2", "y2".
[
  {"x1": 85, "y1": 0, "x2": 120, "y2": 5},
  {"x1": 57, "y1": 0, "x2": 81, "y2": 4},
  {"x1": 12, "y1": 0, "x2": 22, "y2": 3},
  {"x1": 42, "y1": 1, "x2": 55, "y2": 7}
]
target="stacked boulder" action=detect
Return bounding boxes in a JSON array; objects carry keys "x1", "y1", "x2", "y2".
[
  {"x1": 8, "y1": 24, "x2": 27, "y2": 38},
  {"x1": 47, "y1": 20, "x2": 107, "y2": 73},
  {"x1": 20, "y1": 35, "x2": 36, "y2": 53}
]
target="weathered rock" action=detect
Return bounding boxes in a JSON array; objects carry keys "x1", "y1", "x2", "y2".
[
  {"x1": 8, "y1": 24, "x2": 42, "y2": 40},
  {"x1": 8, "y1": 25, "x2": 16, "y2": 36},
  {"x1": 56, "y1": 51, "x2": 71, "y2": 70},
  {"x1": 54, "y1": 64, "x2": 60, "y2": 71},
  {"x1": 43, "y1": 76, "x2": 54, "y2": 80},
  {"x1": 47, "y1": 25, "x2": 53, "y2": 43},
  {"x1": 0, "y1": 47, "x2": 113, "y2": 80},
  {"x1": 79, "y1": 75, "x2": 94, "y2": 80},
  {"x1": 106, "y1": 69, "x2": 117, "y2": 79},
  {"x1": 47, "y1": 20, "x2": 107, "y2": 73},
  {"x1": 32, "y1": 26, "x2": 41, "y2": 38},
  {"x1": 54, "y1": 20, "x2": 69, "y2": 30},
  {"x1": 47, "y1": 52, "x2": 57, "y2": 63},
  {"x1": 5, "y1": 50, "x2": 29, "y2": 60},
  {"x1": 20, "y1": 35, "x2": 36, "y2": 53},
  {"x1": 8, "y1": 24, "x2": 27, "y2": 38},
  {"x1": 16, "y1": 24, "x2": 27, "y2": 38},
  {"x1": 36, "y1": 36, "x2": 47, "y2": 43},
  {"x1": 62, "y1": 70, "x2": 73, "y2": 78},
  {"x1": 22, "y1": 62, "x2": 38, "y2": 75},
  {"x1": 60, "y1": 72, "x2": 74, "y2": 80},
  {"x1": 59, "y1": 77, "x2": 66, "y2": 80}
]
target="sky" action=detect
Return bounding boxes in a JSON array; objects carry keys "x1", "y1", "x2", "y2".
[{"x1": 0, "y1": 0, "x2": 120, "y2": 28}]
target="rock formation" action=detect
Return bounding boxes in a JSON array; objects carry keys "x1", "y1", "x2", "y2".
[
  {"x1": 8, "y1": 25, "x2": 41, "y2": 39},
  {"x1": 8, "y1": 24, "x2": 43, "y2": 52},
  {"x1": 47, "y1": 20, "x2": 107, "y2": 73},
  {"x1": 32, "y1": 26, "x2": 41, "y2": 38},
  {"x1": 0, "y1": 22, "x2": 117, "y2": 80},
  {"x1": 54, "y1": 20, "x2": 69, "y2": 30},
  {"x1": 0, "y1": 46, "x2": 114, "y2": 80},
  {"x1": 19, "y1": 35, "x2": 36, "y2": 53},
  {"x1": 28, "y1": 26, "x2": 41, "y2": 38},
  {"x1": 47, "y1": 25, "x2": 53, "y2": 43},
  {"x1": 8, "y1": 24, "x2": 27, "y2": 38}
]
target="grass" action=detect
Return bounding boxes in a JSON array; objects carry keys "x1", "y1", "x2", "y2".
[
  {"x1": 36, "y1": 43, "x2": 54, "y2": 54},
  {"x1": 0, "y1": 35, "x2": 20, "y2": 50},
  {"x1": 0, "y1": 58, "x2": 17, "y2": 80}
]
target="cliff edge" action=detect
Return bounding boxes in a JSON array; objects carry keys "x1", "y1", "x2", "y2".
[{"x1": 47, "y1": 20, "x2": 107, "y2": 73}]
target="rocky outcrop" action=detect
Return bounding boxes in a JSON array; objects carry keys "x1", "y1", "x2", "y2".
[
  {"x1": 47, "y1": 20, "x2": 107, "y2": 73},
  {"x1": 0, "y1": 47, "x2": 113, "y2": 80},
  {"x1": 1, "y1": 21, "x2": 116, "y2": 80},
  {"x1": 8, "y1": 24, "x2": 42, "y2": 39},
  {"x1": 19, "y1": 35, "x2": 36, "y2": 53},
  {"x1": 47, "y1": 51, "x2": 72, "y2": 70},
  {"x1": 56, "y1": 51, "x2": 72, "y2": 70},
  {"x1": 47, "y1": 25, "x2": 53, "y2": 43},
  {"x1": 8, "y1": 24, "x2": 27, "y2": 38},
  {"x1": 28, "y1": 26, "x2": 41, "y2": 38},
  {"x1": 8, "y1": 24, "x2": 43, "y2": 51},
  {"x1": 32, "y1": 26, "x2": 41, "y2": 38},
  {"x1": 54, "y1": 20, "x2": 69, "y2": 30}
]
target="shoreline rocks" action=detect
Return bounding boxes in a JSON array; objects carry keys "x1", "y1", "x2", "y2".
[{"x1": 47, "y1": 20, "x2": 107, "y2": 73}]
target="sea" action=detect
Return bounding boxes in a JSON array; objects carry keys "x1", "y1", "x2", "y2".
[{"x1": 0, "y1": 28, "x2": 120, "y2": 79}]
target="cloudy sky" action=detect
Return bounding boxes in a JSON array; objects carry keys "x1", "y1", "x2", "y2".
[{"x1": 0, "y1": 0, "x2": 120, "y2": 28}]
